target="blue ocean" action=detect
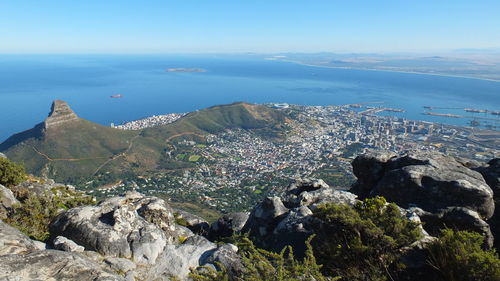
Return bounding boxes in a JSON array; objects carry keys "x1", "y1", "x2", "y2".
[{"x1": 1, "y1": 54, "x2": 499, "y2": 141}]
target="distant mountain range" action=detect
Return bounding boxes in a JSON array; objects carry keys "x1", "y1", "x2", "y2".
[{"x1": 0, "y1": 100, "x2": 288, "y2": 184}]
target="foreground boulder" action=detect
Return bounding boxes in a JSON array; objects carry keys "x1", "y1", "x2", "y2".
[
  {"x1": 242, "y1": 179, "x2": 358, "y2": 255},
  {"x1": 48, "y1": 191, "x2": 240, "y2": 280},
  {"x1": 50, "y1": 191, "x2": 181, "y2": 265},
  {"x1": 204, "y1": 243, "x2": 244, "y2": 278},
  {"x1": 0, "y1": 250, "x2": 125, "y2": 281},
  {"x1": 0, "y1": 220, "x2": 123, "y2": 280},
  {"x1": 0, "y1": 221, "x2": 38, "y2": 256},
  {"x1": 352, "y1": 150, "x2": 496, "y2": 247},
  {"x1": 0, "y1": 184, "x2": 19, "y2": 218},
  {"x1": 473, "y1": 158, "x2": 500, "y2": 193},
  {"x1": 144, "y1": 235, "x2": 217, "y2": 280},
  {"x1": 413, "y1": 207, "x2": 494, "y2": 248},
  {"x1": 473, "y1": 158, "x2": 500, "y2": 248},
  {"x1": 352, "y1": 151, "x2": 494, "y2": 218}
]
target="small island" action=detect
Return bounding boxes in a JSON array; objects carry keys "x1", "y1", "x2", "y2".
[{"x1": 166, "y1": 67, "x2": 207, "y2": 73}]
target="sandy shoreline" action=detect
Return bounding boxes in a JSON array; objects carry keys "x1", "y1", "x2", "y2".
[{"x1": 280, "y1": 59, "x2": 500, "y2": 83}]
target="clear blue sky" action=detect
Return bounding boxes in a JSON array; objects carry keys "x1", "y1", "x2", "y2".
[{"x1": 1, "y1": 0, "x2": 499, "y2": 54}]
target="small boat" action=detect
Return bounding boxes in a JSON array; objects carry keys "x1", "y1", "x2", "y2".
[{"x1": 110, "y1": 94, "x2": 124, "y2": 98}]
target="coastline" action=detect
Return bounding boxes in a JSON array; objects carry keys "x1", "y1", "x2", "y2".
[{"x1": 281, "y1": 59, "x2": 500, "y2": 83}]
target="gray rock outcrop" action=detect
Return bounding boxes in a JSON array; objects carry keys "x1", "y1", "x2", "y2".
[
  {"x1": 0, "y1": 221, "x2": 38, "y2": 256},
  {"x1": 0, "y1": 184, "x2": 19, "y2": 218},
  {"x1": 0, "y1": 250, "x2": 125, "y2": 281},
  {"x1": 204, "y1": 243, "x2": 243, "y2": 279},
  {"x1": 0, "y1": 220, "x2": 123, "y2": 280},
  {"x1": 50, "y1": 191, "x2": 179, "y2": 265},
  {"x1": 282, "y1": 178, "x2": 357, "y2": 209},
  {"x1": 242, "y1": 196, "x2": 289, "y2": 239},
  {"x1": 242, "y1": 179, "x2": 359, "y2": 256},
  {"x1": 209, "y1": 212, "x2": 249, "y2": 241},
  {"x1": 350, "y1": 151, "x2": 397, "y2": 199},
  {"x1": 174, "y1": 209, "x2": 210, "y2": 236},
  {"x1": 48, "y1": 191, "x2": 235, "y2": 280},
  {"x1": 53, "y1": 236, "x2": 85, "y2": 253},
  {"x1": 352, "y1": 151, "x2": 496, "y2": 247},
  {"x1": 0, "y1": 185, "x2": 19, "y2": 208},
  {"x1": 44, "y1": 100, "x2": 79, "y2": 129},
  {"x1": 473, "y1": 158, "x2": 500, "y2": 248},
  {"x1": 473, "y1": 158, "x2": 500, "y2": 193},
  {"x1": 145, "y1": 235, "x2": 217, "y2": 280},
  {"x1": 352, "y1": 151, "x2": 494, "y2": 218},
  {"x1": 104, "y1": 257, "x2": 137, "y2": 275},
  {"x1": 413, "y1": 207, "x2": 494, "y2": 248}
]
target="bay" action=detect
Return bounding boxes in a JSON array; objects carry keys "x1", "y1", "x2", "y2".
[{"x1": 1, "y1": 54, "x2": 499, "y2": 142}]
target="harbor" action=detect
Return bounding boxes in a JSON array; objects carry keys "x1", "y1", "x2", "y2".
[
  {"x1": 361, "y1": 106, "x2": 405, "y2": 115},
  {"x1": 424, "y1": 106, "x2": 500, "y2": 117},
  {"x1": 422, "y1": 106, "x2": 500, "y2": 130}
]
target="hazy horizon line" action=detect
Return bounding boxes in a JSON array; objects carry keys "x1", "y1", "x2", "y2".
[{"x1": 1, "y1": 49, "x2": 500, "y2": 56}]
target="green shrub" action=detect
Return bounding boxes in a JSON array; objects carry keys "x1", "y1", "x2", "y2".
[
  {"x1": 4, "y1": 194, "x2": 61, "y2": 241},
  {"x1": 190, "y1": 235, "x2": 336, "y2": 281},
  {"x1": 174, "y1": 212, "x2": 189, "y2": 226},
  {"x1": 3, "y1": 187, "x2": 94, "y2": 241},
  {"x1": 312, "y1": 196, "x2": 422, "y2": 281},
  {"x1": 50, "y1": 186, "x2": 95, "y2": 209},
  {"x1": 189, "y1": 263, "x2": 230, "y2": 281},
  {"x1": 427, "y1": 229, "x2": 500, "y2": 281},
  {"x1": 0, "y1": 157, "x2": 27, "y2": 187}
]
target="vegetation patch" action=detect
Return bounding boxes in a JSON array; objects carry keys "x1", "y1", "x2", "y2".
[
  {"x1": 174, "y1": 212, "x2": 189, "y2": 226},
  {"x1": 188, "y1": 155, "x2": 201, "y2": 162},
  {"x1": 170, "y1": 201, "x2": 221, "y2": 223},
  {"x1": 427, "y1": 229, "x2": 500, "y2": 281},
  {"x1": 3, "y1": 185, "x2": 94, "y2": 241},
  {"x1": 190, "y1": 235, "x2": 335, "y2": 281},
  {"x1": 0, "y1": 157, "x2": 27, "y2": 187},
  {"x1": 312, "y1": 196, "x2": 422, "y2": 280}
]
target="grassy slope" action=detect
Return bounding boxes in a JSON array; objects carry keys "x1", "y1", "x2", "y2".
[
  {"x1": 142, "y1": 102, "x2": 286, "y2": 139},
  {"x1": 2, "y1": 120, "x2": 138, "y2": 181}
]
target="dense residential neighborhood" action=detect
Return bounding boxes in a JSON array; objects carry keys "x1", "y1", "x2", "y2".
[{"x1": 92, "y1": 104, "x2": 500, "y2": 213}]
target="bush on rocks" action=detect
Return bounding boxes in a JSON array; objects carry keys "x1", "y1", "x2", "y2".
[
  {"x1": 428, "y1": 229, "x2": 500, "y2": 281},
  {"x1": 312, "y1": 196, "x2": 422, "y2": 281},
  {"x1": 190, "y1": 235, "x2": 333, "y2": 281},
  {"x1": 0, "y1": 158, "x2": 26, "y2": 187},
  {"x1": 3, "y1": 186, "x2": 94, "y2": 241}
]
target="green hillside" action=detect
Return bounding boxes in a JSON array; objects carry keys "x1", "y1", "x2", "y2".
[
  {"x1": 1, "y1": 119, "x2": 139, "y2": 182},
  {"x1": 142, "y1": 102, "x2": 288, "y2": 139},
  {"x1": 0, "y1": 101, "x2": 288, "y2": 184}
]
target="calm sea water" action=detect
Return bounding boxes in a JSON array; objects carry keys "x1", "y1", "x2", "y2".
[{"x1": 1, "y1": 54, "x2": 499, "y2": 141}]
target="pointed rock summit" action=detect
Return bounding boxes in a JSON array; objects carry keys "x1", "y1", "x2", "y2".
[{"x1": 44, "y1": 100, "x2": 79, "y2": 129}]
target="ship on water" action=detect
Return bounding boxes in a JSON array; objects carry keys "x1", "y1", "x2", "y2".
[{"x1": 110, "y1": 94, "x2": 124, "y2": 98}]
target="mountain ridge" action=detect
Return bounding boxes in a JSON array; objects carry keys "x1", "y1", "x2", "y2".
[{"x1": 0, "y1": 100, "x2": 288, "y2": 183}]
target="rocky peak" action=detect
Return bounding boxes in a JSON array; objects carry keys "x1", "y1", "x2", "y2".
[{"x1": 44, "y1": 100, "x2": 79, "y2": 129}]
